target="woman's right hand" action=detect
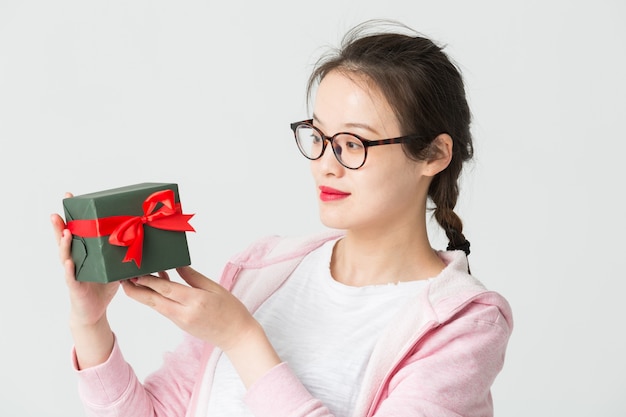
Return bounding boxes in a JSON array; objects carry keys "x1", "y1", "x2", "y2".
[{"x1": 51, "y1": 193, "x2": 118, "y2": 368}]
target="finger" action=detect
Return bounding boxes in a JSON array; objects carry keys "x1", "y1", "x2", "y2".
[
  {"x1": 58, "y1": 228, "x2": 73, "y2": 263},
  {"x1": 157, "y1": 270, "x2": 171, "y2": 281},
  {"x1": 63, "y1": 258, "x2": 78, "y2": 287},
  {"x1": 52, "y1": 192, "x2": 75, "y2": 240},
  {"x1": 176, "y1": 266, "x2": 216, "y2": 291},
  {"x1": 127, "y1": 274, "x2": 187, "y2": 304},
  {"x1": 51, "y1": 192, "x2": 74, "y2": 240},
  {"x1": 50, "y1": 213, "x2": 67, "y2": 244},
  {"x1": 121, "y1": 278, "x2": 184, "y2": 318}
]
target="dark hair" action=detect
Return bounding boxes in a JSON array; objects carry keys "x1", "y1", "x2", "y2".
[{"x1": 307, "y1": 20, "x2": 473, "y2": 255}]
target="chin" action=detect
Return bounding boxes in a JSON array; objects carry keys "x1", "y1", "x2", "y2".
[{"x1": 318, "y1": 212, "x2": 352, "y2": 231}]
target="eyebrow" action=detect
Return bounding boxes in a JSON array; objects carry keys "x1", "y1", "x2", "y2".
[{"x1": 312, "y1": 113, "x2": 382, "y2": 136}]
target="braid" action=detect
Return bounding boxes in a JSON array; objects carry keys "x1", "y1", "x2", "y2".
[
  {"x1": 439, "y1": 209, "x2": 470, "y2": 255},
  {"x1": 430, "y1": 168, "x2": 471, "y2": 256}
]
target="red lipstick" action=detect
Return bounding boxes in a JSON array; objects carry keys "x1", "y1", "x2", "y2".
[{"x1": 319, "y1": 186, "x2": 350, "y2": 202}]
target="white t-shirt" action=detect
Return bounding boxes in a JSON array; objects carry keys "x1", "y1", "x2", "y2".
[{"x1": 206, "y1": 238, "x2": 429, "y2": 417}]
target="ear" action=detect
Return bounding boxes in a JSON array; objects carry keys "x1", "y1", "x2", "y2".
[{"x1": 423, "y1": 133, "x2": 453, "y2": 177}]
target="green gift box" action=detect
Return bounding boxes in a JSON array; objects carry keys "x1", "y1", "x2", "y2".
[{"x1": 63, "y1": 182, "x2": 195, "y2": 283}]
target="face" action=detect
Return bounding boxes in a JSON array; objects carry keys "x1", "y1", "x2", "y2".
[{"x1": 310, "y1": 70, "x2": 432, "y2": 234}]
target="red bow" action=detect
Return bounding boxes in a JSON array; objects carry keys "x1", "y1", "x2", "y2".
[{"x1": 67, "y1": 189, "x2": 195, "y2": 268}]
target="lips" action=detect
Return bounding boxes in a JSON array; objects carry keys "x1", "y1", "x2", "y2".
[{"x1": 319, "y1": 186, "x2": 350, "y2": 202}]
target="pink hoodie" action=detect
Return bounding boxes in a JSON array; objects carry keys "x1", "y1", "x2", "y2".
[{"x1": 73, "y1": 231, "x2": 513, "y2": 417}]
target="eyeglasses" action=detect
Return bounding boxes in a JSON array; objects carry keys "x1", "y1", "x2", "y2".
[{"x1": 290, "y1": 119, "x2": 425, "y2": 169}]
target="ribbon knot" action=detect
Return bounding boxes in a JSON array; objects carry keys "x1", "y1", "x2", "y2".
[{"x1": 67, "y1": 189, "x2": 195, "y2": 268}]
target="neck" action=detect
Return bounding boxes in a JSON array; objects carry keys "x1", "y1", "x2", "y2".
[{"x1": 330, "y1": 221, "x2": 446, "y2": 287}]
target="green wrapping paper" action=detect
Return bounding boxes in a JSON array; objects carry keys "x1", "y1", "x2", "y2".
[{"x1": 63, "y1": 182, "x2": 194, "y2": 283}]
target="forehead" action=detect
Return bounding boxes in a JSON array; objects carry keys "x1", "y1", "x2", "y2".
[{"x1": 313, "y1": 70, "x2": 399, "y2": 135}]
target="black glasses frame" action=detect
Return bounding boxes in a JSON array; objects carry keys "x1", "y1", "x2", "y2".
[{"x1": 290, "y1": 119, "x2": 425, "y2": 169}]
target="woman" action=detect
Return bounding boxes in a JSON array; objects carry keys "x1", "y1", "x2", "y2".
[{"x1": 51, "y1": 20, "x2": 513, "y2": 417}]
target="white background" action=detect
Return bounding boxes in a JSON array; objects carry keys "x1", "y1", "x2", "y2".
[{"x1": 1, "y1": 1, "x2": 625, "y2": 416}]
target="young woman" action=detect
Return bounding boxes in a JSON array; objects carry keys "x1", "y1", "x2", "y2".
[{"x1": 51, "y1": 20, "x2": 513, "y2": 417}]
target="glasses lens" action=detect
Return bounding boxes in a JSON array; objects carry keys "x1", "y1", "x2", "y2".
[
  {"x1": 295, "y1": 125, "x2": 324, "y2": 159},
  {"x1": 294, "y1": 124, "x2": 366, "y2": 169},
  {"x1": 333, "y1": 134, "x2": 366, "y2": 169}
]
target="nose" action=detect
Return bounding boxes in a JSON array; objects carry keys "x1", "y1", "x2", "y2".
[{"x1": 315, "y1": 138, "x2": 344, "y2": 173}]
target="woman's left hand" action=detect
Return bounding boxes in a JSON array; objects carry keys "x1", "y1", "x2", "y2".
[{"x1": 121, "y1": 266, "x2": 256, "y2": 351}]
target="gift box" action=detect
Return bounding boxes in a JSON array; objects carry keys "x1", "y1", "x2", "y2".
[{"x1": 63, "y1": 182, "x2": 195, "y2": 283}]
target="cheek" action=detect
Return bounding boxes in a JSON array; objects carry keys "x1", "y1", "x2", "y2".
[
  {"x1": 363, "y1": 163, "x2": 424, "y2": 206},
  {"x1": 373, "y1": 180, "x2": 414, "y2": 207}
]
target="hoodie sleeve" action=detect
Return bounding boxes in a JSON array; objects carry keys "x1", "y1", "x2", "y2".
[
  {"x1": 244, "y1": 298, "x2": 512, "y2": 417},
  {"x1": 371, "y1": 299, "x2": 513, "y2": 417},
  {"x1": 74, "y1": 333, "x2": 204, "y2": 417}
]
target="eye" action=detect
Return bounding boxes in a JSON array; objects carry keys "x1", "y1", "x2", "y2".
[
  {"x1": 298, "y1": 126, "x2": 323, "y2": 144},
  {"x1": 343, "y1": 136, "x2": 364, "y2": 151}
]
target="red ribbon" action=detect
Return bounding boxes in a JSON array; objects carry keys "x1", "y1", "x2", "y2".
[{"x1": 67, "y1": 189, "x2": 195, "y2": 268}]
